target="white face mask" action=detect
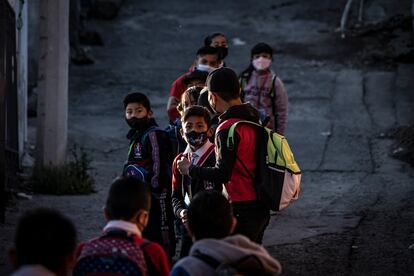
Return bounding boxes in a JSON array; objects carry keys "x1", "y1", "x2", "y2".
[
  {"x1": 197, "y1": 64, "x2": 215, "y2": 73},
  {"x1": 252, "y1": 57, "x2": 271, "y2": 71}
]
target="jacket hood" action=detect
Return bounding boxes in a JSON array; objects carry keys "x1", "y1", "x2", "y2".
[
  {"x1": 219, "y1": 103, "x2": 260, "y2": 124},
  {"x1": 189, "y1": 234, "x2": 282, "y2": 274}
]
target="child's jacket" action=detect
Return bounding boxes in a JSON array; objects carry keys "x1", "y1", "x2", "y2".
[{"x1": 171, "y1": 140, "x2": 221, "y2": 218}]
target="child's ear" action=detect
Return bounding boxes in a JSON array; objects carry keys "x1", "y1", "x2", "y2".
[
  {"x1": 229, "y1": 217, "x2": 237, "y2": 235},
  {"x1": 180, "y1": 127, "x2": 184, "y2": 137},
  {"x1": 135, "y1": 210, "x2": 149, "y2": 232},
  {"x1": 207, "y1": 127, "x2": 214, "y2": 137},
  {"x1": 148, "y1": 110, "x2": 154, "y2": 118},
  {"x1": 103, "y1": 207, "x2": 110, "y2": 220}
]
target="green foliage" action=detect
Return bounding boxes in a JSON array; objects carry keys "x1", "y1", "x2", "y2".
[{"x1": 33, "y1": 145, "x2": 96, "y2": 195}]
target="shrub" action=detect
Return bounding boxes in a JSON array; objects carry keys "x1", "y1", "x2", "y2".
[{"x1": 33, "y1": 145, "x2": 96, "y2": 195}]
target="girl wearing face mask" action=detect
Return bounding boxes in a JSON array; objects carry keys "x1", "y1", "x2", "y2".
[
  {"x1": 239, "y1": 42, "x2": 288, "y2": 135},
  {"x1": 204, "y1": 32, "x2": 229, "y2": 67}
]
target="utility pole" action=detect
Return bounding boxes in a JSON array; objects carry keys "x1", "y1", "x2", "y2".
[{"x1": 36, "y1": 0, "x2": 69, "y2": 167}]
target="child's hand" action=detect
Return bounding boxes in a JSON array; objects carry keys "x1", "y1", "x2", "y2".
[
  {"x1": 180, "y1": 209, "x2": 188, "y2": 224},
  {"x1": 177, "y1": 156, "x2": 191, "y2": 175}
]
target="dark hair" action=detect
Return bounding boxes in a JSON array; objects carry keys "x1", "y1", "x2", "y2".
[
  {"x1": 181, "y1": 105, "x2": 212, "y2": 128},
  {"x1": 251, "y1": 42, "x2": 273, "y2": 57},
  {"x1": 204, "y1": 32, "x2": 226, "y2": 46},
  {"x1": 14, "y1": 208, "x2": 77, "y2": 273},
  {"x1": 188, "y1": 191, "x2": 233, "y2": 240},
  {"x1": 207, "y1": 67, "x2": 240, "y2": 101},
  {"x1": 177, "y1": 86, "x2": 204, "y2": 113},
  {"x1": 196, "y1": 46, "x2": 219, "y2": 58},
  {"x1": 197, "y1": 89, "x2": 215, "y2": 115},
  {"x1": 105, "y1": 176, "x2": 151, "y2": 220},
  {"x1": 123, "y1": 92, "x2": 151, "y2": 111}
]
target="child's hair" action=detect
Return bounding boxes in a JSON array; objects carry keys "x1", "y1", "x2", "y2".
[
  {"x1": 105, "y1": 176, "x2": 151, "y2": 220},
  {"x1": 204, "y1": 32, "x2": 226, "y2": 46},
  {"x1": 207, "y1": 67, "x2": 240, "y2": 101},
  {"x1": 196, "y1": 46, "x2": 219, "y2": 58},
  {"x1": 188, "y1": 191, "x2": 233, "y2": 240},
  {"x1": 197, "y1": 88, "x2": 215, "y2": 115},
  {"x1": 181, "y1": 105, "x2": 212, "y2": 128},
  {"x1": 14, "y1": 208, "x2": 77, "y2": 273},
  {"x1": 177, "y1": 86, "x2": 203, "y2": 113},
  {"x1": 123, "y1": 92, "x2": 151, "y2": 111},
  {"x1": 251, "y1": 42, "x2": 273, "y2": 58}
]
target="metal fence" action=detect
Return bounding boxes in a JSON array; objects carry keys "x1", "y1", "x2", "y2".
[{"x1": 0, "y1": 0, "x2": 19, "y2": 223}]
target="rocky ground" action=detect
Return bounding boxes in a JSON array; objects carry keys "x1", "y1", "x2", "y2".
[{"x1": 1, "y1": 0, "x2": 414, "y2": 275}]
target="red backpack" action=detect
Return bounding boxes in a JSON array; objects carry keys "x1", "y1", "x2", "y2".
[{"x1": 74, "y1": 230, "x2": 151, "y2": 276}]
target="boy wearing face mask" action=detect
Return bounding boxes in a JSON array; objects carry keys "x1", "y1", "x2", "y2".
[
  {"x1": 123, "y1": 92, "x2": 176, "y2": 261},
  {"x1": 240, "y1": 42, "x2": 288, "y2": 135},
  {"x1": 171, "y1": 106, "x2": 221, "y2": 257},
  {"x1": 167, "y1": 46, "x2": 220, "y2": 123}
]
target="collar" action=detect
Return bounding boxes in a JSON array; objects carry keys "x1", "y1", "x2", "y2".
[
  {"x1": 10, "y1": 265, "x2": 56, "y2": 276},
  {"x1": 103, "y1": 220, "x2": 141, "y2": 237},
  {"x1": 183, "y1": 139, "x2": 213, "y2": 157}
]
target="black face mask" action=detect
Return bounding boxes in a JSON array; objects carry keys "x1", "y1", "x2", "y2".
[
  {"x1": 126, "y1": 117, "x2": 150, "y2": 132},
  {"x1": 184, "y1": 131, "x2": 209, "y2": 148},
  {"x1": 217, "y1": 46, "x2": 228, "y2": 60}
]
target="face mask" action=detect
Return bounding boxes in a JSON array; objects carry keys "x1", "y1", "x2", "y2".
[
  {"x1": 197, "y1": 64, "x2": 214, "y2": 73},
  {"x1": 126, "y1": 117, "x2": 150, "y2": 131},
  {"x1": 184, "y1": 131, "x2": 208, "y2": 148},
  {"x1": 252, "y1": 57, "x2": 271, "y2": 71},
  {"x1": 217, "y1": 46, "x2": 228, "y2": 60}
]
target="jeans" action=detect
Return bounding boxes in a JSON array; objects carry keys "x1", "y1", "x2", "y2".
[{"x1": 232, "y1": 200, "x2": 270, "y2": 244}]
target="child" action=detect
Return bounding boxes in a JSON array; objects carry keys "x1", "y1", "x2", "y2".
[
  {"x1": 167, "y1": 46, "x2": 220, "y2": 122},
  {"x1": 240, "y1": 42, "x2": 288, "y2": 135},
  {"x1": 74, "y1": 176, "x2": 170, "y2": 276},
  {"x1": 170, "y1": 191, "x2": 282, "y2": 276},
  {"x1": 172, "y1": 106, "x2": 221, "y2": 258},
  {"x1": 9, "y1": 208, "x2": 77, "y2": 276},
  {"x1": 169, "y1": 86, "x2": 204, "y2": 157},
  {"x1": 204, "y1": 32, "x2": 229, "y2": 66},
  {"x1": 123, "y1": 92, "x2": 176, "y2": 259}
]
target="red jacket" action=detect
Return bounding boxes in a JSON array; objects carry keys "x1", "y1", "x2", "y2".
[{"x1": 189, "y1": 104, "x2": 260, "y2": 202}]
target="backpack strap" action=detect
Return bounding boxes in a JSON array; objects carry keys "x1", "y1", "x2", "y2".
[
  {"x1": 140, "y1": 240, "x2": 157, "y2": 276},
  {"x1": 227, "y1": 120, "x2": 262, "y2": 151},
  {"x1": 269, "y1": 74, "x2": 278, "y2": 130},
  {"x1": 193, "y1": 250, "x2": 221, "y2": 269},
  {"x1": 141, "y1": 126, "x2": 162, "y2": 144},
  {"x1": 227, "y1": 121, "x2": 263, "y2": 181}
]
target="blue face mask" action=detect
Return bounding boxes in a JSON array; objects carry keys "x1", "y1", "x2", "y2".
[
  {"x1": 184, "y1": 131, "x2": 208, "y2": 148},
  {"x1": 197, "y1": 64, "x2": 214, "y2": 73}
]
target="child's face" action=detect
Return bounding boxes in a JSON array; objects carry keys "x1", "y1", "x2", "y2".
[
  {"x1": 183, "y1": 116, "x2": 208, "y2": 134},
  {"x1": 252, "y1": 52, "x2": 272, "y2": 60},
  {"x1": 125, "y1": 103, "x2": 149, "y2": 119},
  {"x1": 196, "y1": 54, "x2": 220, "y2": 69},
  {"x1": 182, "y1": 115, "x2": 212, "y2": 150},
  {"x1": 210, "y1": 35, "x2": 228, "y2": 48}
]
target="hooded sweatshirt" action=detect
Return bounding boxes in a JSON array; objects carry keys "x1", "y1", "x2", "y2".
[{"x1": 170, "y1": 234, "x2": 282, "y2": 276}]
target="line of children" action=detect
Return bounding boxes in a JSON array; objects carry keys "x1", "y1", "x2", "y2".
[{"x1": 8, "y1": 36, "x2": 287, "y2": 275}]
